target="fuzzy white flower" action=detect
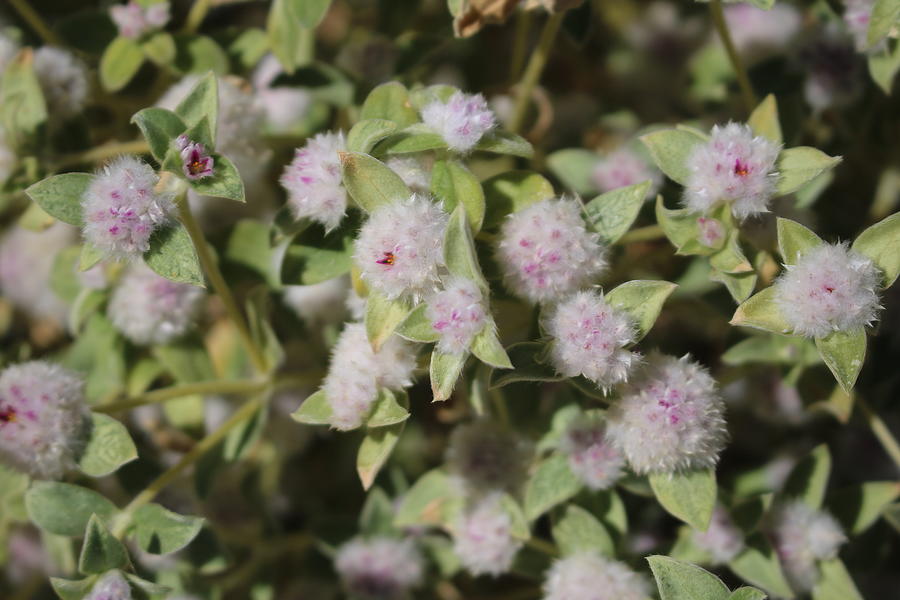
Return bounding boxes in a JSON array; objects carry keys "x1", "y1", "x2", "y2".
[
  {"x1": 280, "y1": 131, "x2": 347, "y2": 231},
  {"x1": 427, "y1": 278, "x2": 489, "y2": 355},
  {"x1": 452, "y1": 493, "x2": 522, "y2": 577},
  {"x1": 559, "y1": 413, "x2": 624, "y2": 490},
  {"x1": 774, "y1": 242, "x2": 881, "y2": 338},
  {"x1": 386, "y1": 155, "x2": 433, "y2": 194},
  {"x1": 496, "y1": 198, "x2": 607, "y2": 304},
  {"x1": 545, "y1": 290, "x2": 639, "y2": 389},
  {"x1": 724, "y1": 3, "x2": 801, "y2": 61},
  {"x1": 109, "y1": 1, "x2": 170, "y2": 39},
  {"x1": 33, "y1": 47, "x2": 89, "y2": 120},
  {"x1": 542, "y1": 552, "x2": 651, "y2": 600},
  {"x1": 334, "y1": 536, "x2": 424, "y2": 599},
  {"x1": 85, "y1": 570, "x2": 132, "y2": 600},
  {"x1": 252, "y1": 54, "x2": 313, "y2": 130},
  {"x1": 606, "y1": 353, "x2": 728, "y2": 474},
  {"x1": 0, "y1": 361, "x2": 88, "y2": 479},
  {"x1": 446, "y1": 420, "x2": 532, "y2": 496},
  {"x1": 768, "y1": 501, "x2": 847, "y2": 592},
  {"x1": 421, "y1": 91, "x2": 496, "y2": 153},
  {"x1": 282, "y1": 277, "x2": 350, "y2": 327},
  {"x1": 592, "y1": 148, "x2": 662, "y2": 198},
  {"x1": 692, "y1": 505, "x2": 745, "y2": 564},
  {"x1": 843, "y1": 0, "x2": 876, "y2": 51},
  {"x1": 322, "y1": 324, "x2": 417, "y2": 431},
  {"x1": 683, "y1": 123, "x2": 781, "y2": 220},
  {"x1": 108, "y1": 264, "x2": 205, "y2": 345},
  {"x1": 354, "y1": 194, "x2": 449, "y2": 300}
]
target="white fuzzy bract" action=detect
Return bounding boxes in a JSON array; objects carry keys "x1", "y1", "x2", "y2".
[
  {"x1": 82, "y1": 156, "x2": 176, "y2": 260},
  {"x1": 606, "y1": 353, "x2": 728, "y2": 474},
  {"x1": 683, "y1": 123, "x2": 781, "y2": 220},
  {"x1": 542, "y1": 552, "x2": 651, "y2": 600},
  {"x1": 692, "y1": 505, "x2": 745, "y2": 564},
  {"x1": 774, "y1": 242, "x2": 881, "y2": 338},
  {"x1": 427, "y1": 278, "x2": 489, "y2": 355},
  {"x1": 421, "y1": 91, "x2": 496, "y2": 153},
  {"x1": 109, "y1": 1, "x2": 170, "y2": 39},
  {"x1": 545, "y1": 290, "x2": 638, "y2": 390},
  {"x1": 768, "y1": 501, "x2": 847, "y2": 592},
  {"x1": 592, "y1": 148, "x2": 662, "y2": 198},
  {"x1": 33, "y1": 47, "x2": 89, "y2": 120},
  {"x1": 559, "y1": 413, "x2": 624, "y2": 490},
  {"x1": 843, "y1": 0, "x2": 876, "y2": 51},
  {"x1": 385, "y1": 155, "x2": 433, "y2": 194},
  {"x1": 496, "y1": 198, "x2": 607, "y2": 304},
  {"x1": 282, "y1": 277, "x2": 350, "y2": 327},
  {"x1": 334, "y1": 536, "x2": 424, "y2": 599},
  {"x1": 280, "y1": 131, "x2": 347, "y2": 231},
  {"x1": 85, "y1": 570, "x2": 132, "y2": 600},
  {"x1": 724, "y1": 3, "x2": 801, "y2": 61},
  {"x1": 452, "y1": 493, "x2": 522, "y2": 577},
  {"x1": 446, "y1": 420, "x2": 532, "y2": 496},
  {"x1": 322, "y1": 323, "x2": 416, "y2": 431},
  {"x1": 354, "y1": 195, "x2": 449, "y2": 300},
  {"x1": 252, "y1": 54, "x2": 313, "y2": 130},
  {"x1": 107, "y1": 264, "x2": 205, "y2": 345},
  {"x1": 0, "y1": 361, "x2": 88, "y2": 480}
]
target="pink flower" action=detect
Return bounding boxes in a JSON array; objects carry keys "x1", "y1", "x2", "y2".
[
  {"x1": 176, "y1": 135, "x2": 215, "y2": 180},
  {"x1": 421, "y1": 91, "x2": 496, "y2": 153},
  {"x1": 427, "y1": 278, "x2": 489, "y2": 355},
  {"x1": 109, "y1": 1, "x2": 170, "y2": 39}
]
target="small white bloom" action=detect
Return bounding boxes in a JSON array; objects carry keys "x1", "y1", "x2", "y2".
[
  {"x1": 692, "y1": 505, "x2": 745, "y2": 564},
  {"x1": 33, "y1": 47, "x2": 89, "y2": 120},
  {"x1": 334, "y1": 536, "x2": 424, "y2": 599},
  {"x1": 606, "y1": 353, "x2": 728, "y2": 474},
  {"x1": 774, "y1": 242, "x2": 881, "y2": 339},
  {"x1": 452, "y1": 493, "x2": 522, "y2": 577},
  {"x1": 252, "y1": 54, "x2": 313, "y2": 130},
  {"x1": 282, "y1": 277, "x2": 350, "y2": 327},
  {"x1": 354, "y1": 194, "x2": 449, "y2": 300},
  {"x1": 107, "y1": 264, "x2": 205, "y2": 345},
  {"x1": 85, "y1": 570, "x2": 132, "y2": 600},
  {"x1": 0, "y1": 361, "x2": 89, "y2": 480},
  {"x1": 843, "y1": 0, "x2": 876, "y2": 52},
  {"x1": 542, "y1": 552, "x2": 651, "y2": 600},
  {"x1": 545, "y1": 290, "x2": 639, "y2": 390},
  {"x1": 446, "y1": 420, "x2": 532, "y2": 496},
  {"x1": 559, "y1": 412, "x2": 624, "y2": 490},
  {"x1": 280, "y1": 131, "x2": 347, "y2": 231},
  {"x1": 496, "y1": 198, "x2": 607, "y2": 304},
  {"x1": 592, "y1": 148, "x2": 662, "y2": 198},
  {"x1": 421, "y1": 91, "x2": 496, "y2": 153},
  {"x1": 683, "y1": 123, "x2": 781, "y2": 220},
  {"x1": 724, "y1": 3, "x2": 802, "y2": 61},
  {"x1": 427, "y1": 278, "x2": 489, "y2": 355},
  {"x1": 768, "y1": 501, "x2": 847, "y2": 592},
  {"x1": 386, "y1": 155, "x2": 433, "y2": 194}
]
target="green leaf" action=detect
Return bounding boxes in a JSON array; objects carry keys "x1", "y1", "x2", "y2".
[
  {"x1": 124, "y1": 573, "x2": 171, "y2": 597},
  {"x1": 280, "y1": 219, "x2": 356, "y2": 285},
  {"x1": 357, "y1": 421, "x2": 405, "y2": 490},
  {"x1": 173, "y1": 34, "x2": 229, "y2": 77},
  {"x1": 867, "y1": 43, "x2": 900, "y2": 95},
  {"x1": 141, "y1": 31, "x2": 176, "y2": 66},
  {"x1": 78, "y1": 514, "x2": 128, "y2": 574},
  {"x1": 722, "y1": 334, "x2": 820, "y2": 367},
  {"x1": 815, "y1": 328, "x2": 867, "y2": 393},
  {"x1": 50, "y1": 577, "x2": 97, "y2": 600},
  {"x1": 80, "y1": 243, "x2": 105, "y2": 272},
  {"x1": 174, "y1": 71, "x2": 219, "y2": 136},
  {"x1": 828, "y1": 481, "x2": 900, "y2": 535},
  {"x1": 188, "y1": 153, "x2": 245, "y2": 202},
  {"x1": 471, "y1": 325, "x2": 513, "y2": 369},
  {"x1": 0, "y1": 49, "x2": 47, "y2": 150},
  {"x1": 431, "y1": 349, "x2": 467, "y2": 401},
  {"x1": 132, "y1": 108, "x2": 187, "y2": 163},
  {"x1": 649, "y1": 469, "x2": 717, "y2": 530},
  {"x1": 640, "y1": 128, "x2": 706, "y2": 185},
  {"x1": 552, "y1": 504, "x2": 615, "y2": 556},
  {"x1": 482, "y1": 170, "x2": 555, "y2": 229},
  {"x1": 366, "y1": 388, "x2": 410, "y2": 428},
  {"x1": 852, "y1": 211, "x2": 900, "y2": 287},
  {"x1": 546, "y1": 148, "x2": 599, "y2": 196},
  {"x1": 647, "y1": 555, "x2": 731, "y2": 600},
  {"x1": 606, "y1": 280, "x2": 677, "y2": 342},
  {"x1": 143, "y1": 223, "x2": 204, "y2": 287},
  {"x1": 290, "y1": 0, "x2": 332, "y2": 27},
  {"x1": 132, "y1": 504, "x2": 204, "y2": 555},
  {"x1": 474, "y1": 130, "x2": 534, "y2": 158},
  {"x1": 727, "y1": 588, "x2": 768, "y2": 600},
  {"x1": 728, "y1": 534, "x2": 795, "y2": 599},
  {"x1": 867, "y1": 0, "x2": 900, "y2": 48},
  {"x1": 291, "y1": 390, "x2": 332, "y2": 425},
  {"x1": 730, "y1": 287, "x2": 792, "y2": 334},
  {"x1": 25, "y1": 173, "x2": 93, "y2": 227},
  {"x1": 656, "y1": 197, "x2": 710, "y2": 254},
  {"x1": 777, "y1": 218, "x2": 822, "y2": 265},
  {"x1": 490, "y1": 342, "x2": 564, "y2": 388},
  {"x1": 811, "y1": 559, "x2": 863, "y2": 600},
  {"x1": 776, "y1": 147, "x2": 842, "y2": 196},
  {"x1": 395, "y1": 469, "x2": 461, "y2": 528},
  {"x1": 360, "y1": 487, "x2": 396, "y2": 536},
  {"x1": 346, "y1": 119, "x2": 399, "y2": 154},
  {"x1": 341, "y1": 151, "x2": 412, "y2": 212},
  {"x1": 378, "y1": 123, "x2": 448, "y2": 154},
  {"x1": 747, "y1": 94, "x2": 783, "y2": 145},
  {"x1": 99, "y1": 36, "x2": 144, "y2": 92},
  {"x1": 784, "y1": 444, "x2": 831, "y2": 509},
  {"x1": 432, "y1": 160, "x2": 485, "y2": 232},
  {"x1": 365, "y1": 292, "x2": 412, "y2": 351},
  {"x1": 584, "y1": 181, "x2": 651, "y2": 244},
  {"x1": 396, "y1": 303, "x2": 440, "y2": 343},
  {"x1": 500, "y1": 494, "x2": 531, "y2": 540},
  {"x1": 360, "y1": 82, "x2": 420, "y2": 127},
  {"x1": 524, "y1": 453, "x2": 583, "y2": 520},
  {"x1": 26, "y1": 482, "x2": 118, "y2": 537},
  {"x1": 78, "y1": 413, "x2": 138, "y2": 478},
  {"x1": 443, "y1": 205, "x2": 488, "y2": 292},
  {"x1": 267, "y1": 0, "x2": 310, "y2": 74}
]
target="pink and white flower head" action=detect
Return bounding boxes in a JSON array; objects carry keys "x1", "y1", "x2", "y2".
[
  {"x1": 354, "y1": 194, "x2": 449, "y2": 300},
  {"x1": 452, "y1": 493, "x2": 523, "y2": 577},
  {"x1": 107, "y1": 264, "x2": 205, "y2": 346},
  {"x1": 592, "y1": 148, "x2": 662, "y2": 198},
  {"x1": 322, "y1": 324, "x2": 417, "y2": 431},
  {"x1": 251, "y1": 54, "x2": 313, "y2": 131},
  {"x1": 427, "y1": 278, "x2": 489, "y2": 355},
  {"x1": 774, "y1": 242, "x2": 881, "y2": 338},
  {"x1": 542, "y1": 552, "x2": 651, "y2": 600},
  {"x1": 282, "y1": 277, "x2": 350, "y2": 327},
  {"x1": 496, "y1": 198, "x2": 607, "y2": 304},
  {"x1": 606, "y1": 353, "x2": 728, "y2": 474},
  {"x1": 446, "y1": 420, "x2": 532, "y2": 496},
  {"x1": 545, "y1": 290, "x2": 639, "y2": 390},
  {"x1": 683, "y1": 123, "x2": 781, "y2": 220},
  {"x1": 280, "y1": 131, "x2": 347, "y2": 231},
  {"x1": 724, "y1": 3, "x2": 802, "y2": 62},
  {"x1": 33, "y1": 47, "x2": 89, "y2": 120},
  {"x1": 843, "y1": 0, "x2": 876, "y2": 51},
  {"x1": 109, "y1": 1, "x2": 170, "y2": 39},
  {"x1": 334, "y1": 536, "x2": 424, "y2": 599},
  {"x1": 0, "y1": 361, "x2": 88, "y2": 480},
  {"x1": 697, "y1": 217, "x2": 725, "y2": 248},
  {"x1": 421, "y1": 91, "x2": 496, "y2": 153},
  {"x1": 768, "y1": 501, "x2": 847, "y2": 592},
  {"x1": 386, "y1": 155, "x2": 433, "y2": 194},
  {"x1": 85, "y1": 570, "x2": 132, "y2": 600},
  {"x1": 82, "y1": 156, "x2": 177, "y2": 260},
  {"x1": 692, "y1": 505, "x2": 745, "y2": 564},
  {"x1": 559, "y1": 412, "x2": 624, "y2": 490},
  {"x1": 175, "y1": 135, "x2": 214, "y2": 180}
]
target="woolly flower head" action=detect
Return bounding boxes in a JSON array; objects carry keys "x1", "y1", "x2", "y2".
[
  {"x1": 683, "y1": 123, "x2": 781, "y2": 220},
  {"x1": 592, "y1": 148, "x2": 662, "y2": 198},
  {"x1": 280, "y1": 131, "x2": 347, "y2": 231},
  {"x1": 559, "y1": 412, "x2": 624, "y2": 490},
  {"x1": 768, "y1": 501, "x2": 847, "y2": 592},
  {"x1": 386, "y1": 155, "x2": 433, "y2": 194},
  {"x1": 354, "y1": 194, "x2": 449, "y2": 300},
  {"x1": 0, "y1": 361, "x2": 88, "y2": 479},
  {"x1": 452, "y1": 493, "x2": 522, "y2": 577},
  {"x1": 724, "y1": 3, "x2": 801, "y2": 61},
  {"x1": 446, "y1": 420, "x2": 532, "y2": 496},
  {"x1": 252, "y1": 54, "x2": 313, "y2": 130},
  {"x1": 33, "y1": 47, "x2": 89, "y2": 120},
  {"x1": 843, "y1": 0, "x2": 876, "y2": 51},
  {"x1": 421, "y1": 91, "x2": 496, "y2": 153},
  {"x1": 109, "y1": 1, "x2": 170, "y2": 39},
  {"x1": 545, "y1": 290, "x2": 638, "y2": 390},
  {"x1": 774, "y1": 242, "x2": 881, "y2": 338},
  {"x1": 427, "y1": 278, "x2": 489, "y2": 355},
  {"x1": 542, "y1": 552, "x2": 651, "y2": 600},
  {"x1": 692, "y1": 505, "x2": 745, "y2": 564},
  {"x1": 606, "y1": 353, "x2": 728, "y2": 474},
  {"x1": 282, "y1": 277, "x2": 350, "y2": 327},
  {"x1": 334, "y1": 536, "x2": 424, "y2": 599},
  {"x1": 108, "y1": 264, "x2": 205, "y2": 345},
  {"x1": 322, "y1": 324, "x2": 416, "y2": 431},
  {"x1": 496, "y1": 198, "x2": 607, "y2": 304},
  {"x1": 82, "y1": 156, "x2": 176, "y2": 260},
  {"x1": 85, "y1": 570, "x2": 132, "y2": 600}
]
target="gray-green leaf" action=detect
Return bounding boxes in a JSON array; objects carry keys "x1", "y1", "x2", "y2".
[
  {"x1": 25, "y1": 173, "x2": 93, "y2": 227},
  {"x1": 78, "y1": 413, "x2": 138, "y2": 477},
  {"x1": 649, "y1": 469, "x2": 717, "y2": 530},
  {"x1": 25, "y1": 482, "x2": 118, "y2": 537}
]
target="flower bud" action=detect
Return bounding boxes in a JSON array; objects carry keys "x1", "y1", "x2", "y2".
[
  {"x1": 334, "y1": 536, "x2": 424, "y2": 599},
  {"x1": 452, "y1": 493, "x2": 522, "y2": 577},
  {"x1": 768, "y1": 501, "x2": 846, "y2": 592},
  {"x1": 559, "y1": 412, "x2": 624, "y2": 490},
  {"x1": 421, "y1": 91, "x2": 496, "y2": 153},
  {"x1": 542, "y1": 552, "x2": 651, "y2": 600},
  {"x1": 427, "y1": 278, "x2": 489, "y2": 355},
  {"x1": 280, "y1": 131, "x2": 347, "y2": 231}
]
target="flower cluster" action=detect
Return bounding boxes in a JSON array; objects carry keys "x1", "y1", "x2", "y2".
[
  {"x1": 85, "y1": 570, "x2": 132, "y2": 600},
  {"x1": 542, "y1": 552, "x2": 651, "y2": 600},
  {"x1": 427, "y1": 278, "x2": 489, "y2": 355},
  {"x1": 692, "y1": 505, "x2": 745, "y2": 564},
  {"x1": 558, "y1": 412, "x2": 624, "y2": 490},
  {"x1": 421, "y1": 91, "x2": 496, "y2": 153},
  {"x1": 452, "y1": 493, "x2": 523, "y2": 577},
  {"x1": 592, "y1": 148, "x2": 662, "y2": 197},
  {"x1": 280, "y1": 131, "x2": 347, "y2": 231},
  {"x1": 109, "y1": 1, "x2": 170, "y2": 39},
  {"x1": 334, "y1": 537, "x2": 424, "y2": 599},
  {"x1": 176, "y1": 135, "x2": 215, "y2": 180},
  {"x1": 768, "y1": 501, "x2": 847, "y2": 592},
  {"x1": 446, "y1": 420, "x2": 532, "y2": 496}
]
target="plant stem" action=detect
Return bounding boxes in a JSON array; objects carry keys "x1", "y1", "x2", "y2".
[
  {"x1": 95, "y1": 379, "x2": 268, "y2": 413},
  {"x1": 857, "y1": 395, "x2": 900, "y2": 472},
  {"x1": 183, "y1": 0, "x2": 212, "y2": 33},
  {"x1": 8, "y1": 0, "x2": 61, "y2": 46},
  {"x1": 179, "y1": 196, "x2": 270, "y2": 375},
  {"x1": 55, "y1": 140, "x2": 151, "y2": 170},
  {"x1": 615, "y1": 224, "x2": 665, "y2": 245},
  {"x1": 708, "y1": 0, "x2": 757, "y2": 114},
  {"x1": 508, "y1": 9, "x2": 533, "y2": 85},
  {"x1": 525, "y1": 536, "x2": 559, "y2": 557},
  {"x1": 508, "y1": 11, "x2": 565, "y2": 135}
]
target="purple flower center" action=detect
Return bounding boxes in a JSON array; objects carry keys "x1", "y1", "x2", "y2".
[
  {"x1": 733, "y1": 158, "x2": 750, "y2": 177},
  {"x1": 376, "y1": 251, "x2": 395, "y2": 266}
]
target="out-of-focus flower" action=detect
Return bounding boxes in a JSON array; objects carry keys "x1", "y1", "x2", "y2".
[
  {"x1": 452, "y1": 493, "x2": 522, "y2": 577},
  {"x1": 282, "y1": 277, "x2": 350, "y2": 328},
  {"x1": 421, "y1": 91, "x2": 496, "y2": 153},
  {"x1": 280, "y1": 131, "x2": 347, "y2": 231},
  {"x1": 842, "y1": 0, "x2": 876, "y2": 51},
  {"x1": 446, "y1": 420, "x2": 532, "y2": 496},
  {"x1": 385, "y1": 155, "x2": 433, "y2": 194},
  {"x1": 427, "y1": 278, "x2": 489, "y2": 355},
  {"x1": 723, "y1": 3, "x2": 801, "y2": 62},
  {"x1": 33, "y1": 47, "x2": 89, "y2": 120},
  {"x1": 592, "y1": 148, "x2": 662, "y2": 198},
  {"x1": 542, "y1": 552, "x2": 651, "y2": 600},
  {"x1": 559, "y1": 412, "x2": 624, "y2": 490},
  {"x1": 334, "y1": 537, "x2": 424, "y2": 599},
  {"x1": 692, "y1": 505, "x2": 745, "y2": 564},
  {"x1": 697, "y1": 217, "x2": 725, "y2": 247},
  {"x1": 109, "y1": 1, "x2": 170, "y2": 39},
  {"x1": 84, "y1": 570, "x2": 132, "y2": 600},
  {"x1": 176, "y1": 135, "x2": 214, "y2": 180},
  {"x1": 768, "y1": 501, "x2": 847, "y2": 592},
  {"x1": 800, "y1": 27, "x2": 865, "y2": 112},
  {"x1": 251, "y1": 54, "x2": 313, "y2": 131}
]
